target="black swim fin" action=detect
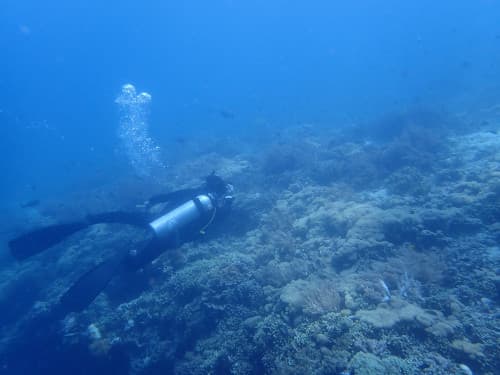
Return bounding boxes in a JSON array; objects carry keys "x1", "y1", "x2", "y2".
[
  {"x1": 59, "y1": 235, "x2": 163, "y2": 314},
  {"x1": 8, "y1": 211, "x2": 149, "y2": 261},
  {"x1": 8, "y1": 221, "x2": 89, "y2": 260},
  {"x1": 58, "y1": 255, "x2": 125, "y2": 314}
]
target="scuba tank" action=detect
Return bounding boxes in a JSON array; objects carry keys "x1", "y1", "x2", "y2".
[
  {"x1": 148, "y1": 194, "x2": 215, "y2": 239},
  {"x1": 122, "y1": 194, "x2": 216, "y2": 272}
]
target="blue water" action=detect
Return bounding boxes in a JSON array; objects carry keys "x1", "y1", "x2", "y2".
[
  {"x1": 2, "y1": 0, "x2": 499, "y2": 208},
  {"x1": 1, "y1": 1, "x2": 500, "y2": 373}
]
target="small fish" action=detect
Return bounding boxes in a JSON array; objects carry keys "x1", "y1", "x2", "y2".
[
  {"x1": 20, "y1": 199, "x2": 40, "y2": 208},
  {"x1": 218, "y1": 109, "x2": 236, "y2": 119},
  {"x1": 460, "y1": 60, "x2": 472, "y2": 69},
  {"x1": 175, "y1": 137, "x2": 188, "y2": 144}
]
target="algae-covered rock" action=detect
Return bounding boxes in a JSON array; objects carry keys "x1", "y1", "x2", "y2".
[
  {"x1": 355, "y1": 299, "x2": 430, "y2": 328},
  {"x1": 451, "y1": 339, "x2": 485, "y2": 360},
  {"x1": 348, "y1": 352, "x2": 411, "y2": 375},
  {"x1": 349, "y1": 352, "x2": 386, "y2": 374},
  {"x1": 355, "y1": 299, "x2": 457, "y2": 337},
  {"x1": 280, "y1": 278, "x2": 342, "y2": 316}
]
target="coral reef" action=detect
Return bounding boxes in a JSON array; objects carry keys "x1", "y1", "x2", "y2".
[{"x1": 1, "y1": 112, "x2": 499, "y2": 374}]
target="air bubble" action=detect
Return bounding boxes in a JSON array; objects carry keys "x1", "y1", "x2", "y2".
[{"x1": 115, "y1": 83, "x2": 165, "y2": 178}]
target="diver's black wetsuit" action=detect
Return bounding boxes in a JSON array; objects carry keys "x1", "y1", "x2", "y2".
[{"x1": 8, "y1": 173, "x2": 234, "y2": 316}]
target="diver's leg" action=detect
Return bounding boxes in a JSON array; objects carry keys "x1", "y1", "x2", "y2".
[
  {"x1": 56, "y1": 235, "x2": 163, "y2": 314},
  {"x1": 8, "y1": 221, "x2": 89, "y2": 260},
  {"x1": 57, "y1": 254, "x2": 125, "y2": 314},
  {"x1": 8, "y1": 211, "x2": 149, "y2": 261}
]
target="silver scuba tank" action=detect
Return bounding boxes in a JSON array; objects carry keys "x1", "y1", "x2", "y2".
[{"x1": 148, "y1": 195, "x2": 214, "y2": 239}]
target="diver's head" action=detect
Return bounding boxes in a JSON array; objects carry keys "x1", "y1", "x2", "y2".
[
  {"x1": 204, "y1": 172, "x2": 234, "y2": 208},
  {"x1": 205, "y1": 172, "x2": 231, "y2": 196}
]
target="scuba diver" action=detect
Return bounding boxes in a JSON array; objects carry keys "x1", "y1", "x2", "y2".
[{"x1": 8, "y1": 172, "x2": 234, "y2": 317}]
